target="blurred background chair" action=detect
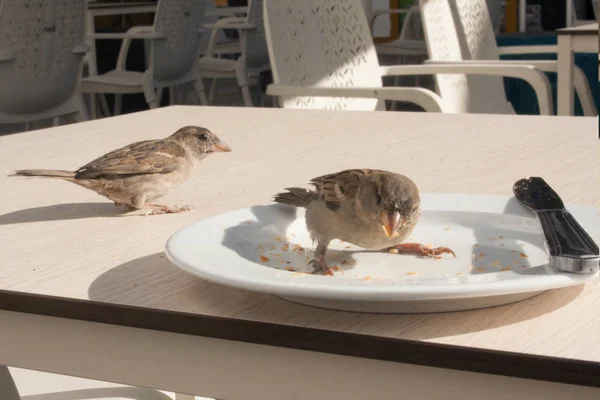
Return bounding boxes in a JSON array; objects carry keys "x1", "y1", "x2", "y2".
[
  {"x1": 80, "y1": 0, "x2": 210, "y2": 119},
  {"x1": 0, "y1": 0, "x2": 89, "y2": 131},
  {"x1": 263, "y1": 0, "x2": 443, "y2": 112}
]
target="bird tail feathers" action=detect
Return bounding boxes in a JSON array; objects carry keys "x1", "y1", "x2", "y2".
[
  {"x1": 273, "y1": 187, "x2": 316, "y2": 208},
  {"x1": 9, "y1": 169, "x2": 76, "y2": 179}
]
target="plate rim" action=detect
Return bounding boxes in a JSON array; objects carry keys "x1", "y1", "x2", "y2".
[{"x1": 165, "y1": 193, "x2": 599, "y2": 301}]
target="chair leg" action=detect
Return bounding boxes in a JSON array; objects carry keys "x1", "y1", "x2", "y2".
[
  {"x1": 114, "y1": 94, "x2": 123, "y2": 116},
  {"x1": 99, "y1": 94, "x2": 110, "y2": 118},
  {"x1": 572, "y1": 66, "x2": 598, "y2": 116},
  {"x1": 0, "y1": 366, "x2": 21, "y2": 400},
  {"x1": 208, "y1": 78, "x2": 218, "y2": 103},
  {"x1": 142, "y1": 82, "x2": 158, "y2": 109},
  {"x1": 194, "y1": 79, "x2": 209, "y2": 105}
]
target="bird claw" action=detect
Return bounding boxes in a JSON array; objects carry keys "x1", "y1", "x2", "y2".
[
  {"x1": 386, "y1": 243, "x2": 456, "y2": 258},
  {"x1": 143, "y1": 204, "x2": 194, "y2": 216},
  {"x1": 308, "y1": 258, "x2": 344, "y2": 276}
]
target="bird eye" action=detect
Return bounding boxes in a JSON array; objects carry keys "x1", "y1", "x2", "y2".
[{"x1": 198, "y1": 133, "x2": 208, "y2": 140}]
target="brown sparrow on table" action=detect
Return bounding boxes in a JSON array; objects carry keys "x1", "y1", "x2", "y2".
[
  {"x1": 274, "y1": 169, "x2": 455, "y2": 276},
  {"x1": 10, "y1": 126, "x2": 231, "y2": 215}
]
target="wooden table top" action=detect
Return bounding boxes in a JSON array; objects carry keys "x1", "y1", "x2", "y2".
[{"x1": 1, "y1": 106, "x2": 598, "y2": 386}]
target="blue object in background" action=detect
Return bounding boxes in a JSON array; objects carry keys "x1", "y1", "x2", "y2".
[{"x1": 496, "y1": 35, "x2": 599, "y2": 116}]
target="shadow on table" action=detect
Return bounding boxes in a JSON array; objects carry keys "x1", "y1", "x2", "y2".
[
  {"x1": 21, "y1": 387, "x2": 172, "y2": 400},
  {"x1": 0, "y1": 202, "x2": 130, "y2": 225},
  {"x1": 87, "y1": 196, "x2": 588, "y2": 341}
]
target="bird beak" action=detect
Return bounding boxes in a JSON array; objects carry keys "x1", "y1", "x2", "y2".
[
  {"x1": 379, "y1": 210, "x2": 403, "y2": 238},
  {"x1": 211, "y1": 139, "x2": 232, "y2": 152}
]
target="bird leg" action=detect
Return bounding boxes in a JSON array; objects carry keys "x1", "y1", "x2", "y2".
[
  {"x1": 383, "y1": 243, "x2": 456, "y2": 258},
  {"x1": 144, "y1": 203, "x2": 194, "y2": 216},
  {"x1": 308, "y1": 241, "x2": 344, "y2": 276}
]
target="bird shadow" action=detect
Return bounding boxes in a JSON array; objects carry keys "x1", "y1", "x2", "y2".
[
  {"x1": 220, "y1": 203, "x2": 358, "y2": 273},
  {"x1": 0, "y1": 202, "x2": 139, "y2": 225},
  {"x1": 87, "y1": 252, "x2": 586, "y2": 341}
]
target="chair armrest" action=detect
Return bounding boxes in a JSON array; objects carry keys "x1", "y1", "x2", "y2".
[
  {"x1": 0, "y1": 48, "x2": 17, "y2": 61},
  {"x1": 87, "y1": 26, "x2": 164, "y2": 41},
  {"x1": 386, "y1": 62, "x2": 553, "y2": 115},
  {"x1": 370, "y1": 6, "x2": 419, "y2": 31},
  {"x1": 206, "y1": 6, "x2": 248, "y2": 17},
  {"x1": 266, "y1": 84, "x2": 443, "y2": 112},
  {"x1": 204, "y1": 22, "x2": 255, "y2": 30},
  {"x1": 497, "y1": 45, "x2": 558, "y2": 55},
  {"x1": 72, "y1": 44, "x2": 91, "y2": 55}
]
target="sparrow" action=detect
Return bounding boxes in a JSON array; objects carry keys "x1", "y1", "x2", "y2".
[
  {"x1": 10, "y1": 126, "x2": 231, "y2": 215},
  {"x1": 274, "y1": 169, "x2": 455, "y2": 275}
]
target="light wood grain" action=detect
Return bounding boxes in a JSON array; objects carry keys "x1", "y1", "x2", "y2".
[{"x1": 0, "y1": 106, "x2": 598, "y2": 362}]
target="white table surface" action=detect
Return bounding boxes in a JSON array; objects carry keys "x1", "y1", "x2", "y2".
[{"x1": 0, "y1": 106, "x2": 598, "y2": 398}]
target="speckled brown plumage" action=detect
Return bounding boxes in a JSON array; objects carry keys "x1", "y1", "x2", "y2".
[
  {"x1": 274, "y1": 169, "x2": 455, "y2": 275},
  {"x1": 10, "y1": 126, "x2": 231, "y2": 215}
]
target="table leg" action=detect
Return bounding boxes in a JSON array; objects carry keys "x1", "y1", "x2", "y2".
[
  {"x1": 0, "y1": 365, "x2": 21, "y2": 400},
  {"x1": 557, "y1": 34, "x2": 575, "y2": 116}
]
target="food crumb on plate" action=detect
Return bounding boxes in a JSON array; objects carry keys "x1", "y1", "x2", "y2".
[
  {"x1": 500, "y1": 266, "x2": 512, "y2": 271},
  {"x1": 259, "y1": 255, "x2": 270, "y2": 262},
  {"x1": 467, "y1": 265, "x2": 474, "y2": 271},
  {"x1": 364, "y1": 276, "x2": 372, "y2": 281},
  {"x1": 285, "y1": 267, "x2": 297, "y2": 272},
  {"x1": 434, "y1": 256, "x2": 442, "y2": 261},
  {"x1": 291, "y1": 272, "x2": 306, "y2": 277},
  {"x1": 519, "y1": 252, "x2": 528, "y2": 258},
  {"x1": 444, "y1": 227, "x2": 451, "y2": 231},
  {"x1": 456, "y1": 272, "x2": 464, "y2": 276},
  {"x1": 388, "y1": 248, "x2": 399, "y2": 254},
  {"x1": 498, "y1": 235, "x2": 504, "y2": 239},
  {"x1": 275, "y1": 236, "x2": 283, "y2": 241},
  {"x1": 425, "y1": 244, "x2": 433, "y2": 249},
  {"x1": 487, "y1": 236, "x2": 497, "y2": 241},
  {"x1": 489, "y1": 261, "x2": 502, "y2": 267},
  {"x1": 473, "y1": 243, "x2": 481, "y2": 248},
  {"x1": 476, "y1": 267, "x2": 487, "y2": 272},
  {"x1": 406, "y1": 271, "x2": 418, "y2": 275}
]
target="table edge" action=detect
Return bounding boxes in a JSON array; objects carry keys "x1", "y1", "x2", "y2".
[
  {"x1": 556, "y1": 28, "x2": 599, "y2": 35},
  {"x1": 0, "y1": 290, "x2": 598, "y2": 388}
]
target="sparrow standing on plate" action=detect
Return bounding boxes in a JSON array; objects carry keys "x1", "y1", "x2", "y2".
[
  {"x1": 274, "y1": 169, "x2": 455, "y2": 275},
  {"x1": 10, "y1": 126, "x2": 231, "y2": 215}
]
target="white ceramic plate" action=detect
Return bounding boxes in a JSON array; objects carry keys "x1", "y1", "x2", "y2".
[{"x1": 165, "y1": 194, "x2": 599, "y2": 313}]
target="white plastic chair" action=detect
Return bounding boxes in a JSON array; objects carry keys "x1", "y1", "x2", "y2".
[
  {"x1": 0, "y1": 0, "x2": 89, "y2": 129},
  {"x1": 264, "y1": 0, "x2": 444, "y2": 112},
  {"x1": 420, "y1": 0, "x2": 596, "y2": 116},
  {"x1": 80, "y1": 0, "x2": 209, "y2": 118},
  {"x1": 198, "y1": 0, "x2": 270, "y2": 107}
]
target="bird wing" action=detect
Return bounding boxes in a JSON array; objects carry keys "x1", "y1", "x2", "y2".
[
  {"x1": 74, "y1": 140, "x2": 187, "y2": 179},
  {"x1": 310, "y1": 168, "x2": 381, "y2": 211}
]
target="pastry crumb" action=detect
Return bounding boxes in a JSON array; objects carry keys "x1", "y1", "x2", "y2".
[
  {"x1": 406, "y1": 271, "x2": 418, "y2": 275},
  {"x1": 500, "y1": 266, "x2": 512, "y2": 271},
  {"x1": 285, "y1": 267, "x2": 297, "y2": 272},
  {"x1": 467, "y1": 265, "x2": 474, "y2": 271},
  {"x1": 425, "y1": 244, "x2": 433, "y2": 249},
  {"x1": 477, "y1": 267, "x2": 487, "y2": 272},
  {"x1": 519, "y1": 252, "x2": 528, "y2": 258},
  {"x1": 259, "y1": 255, "x2": 270, "y2": 262},
  {"x1": 473, "y1": 243, "x2": 481, "y2": 248},
  {"x1": 498, "y1": 235, "x2": 504, "y2": 239},
  {"x1": 444, "y1": 227, "x2": 451, "y2": 231},
  {"x1": 456, "y1": 272, "x2": 464, "y2": 276},
  {"x1": 364, "y1": 276, "x2": 372, "y2": 281},
  {"x1": 434, "y1": 256, "x2": 442, "y2": 261},
  {"x1": 291, "y1": 272, "x2": 306, "y2": 277},
  {"x1": 388, "y1": 248, "x2": 399, "y2": 254}
]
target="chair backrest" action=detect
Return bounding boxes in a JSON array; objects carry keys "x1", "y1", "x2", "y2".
[
  {"x1": 264, "y1": 0, "x2": 383, "y2": 110},
  {"x1": 0, "y1": 0, "x2": 87, "y2": 115},
  {"x1": 151, "y1": 0, "x2": 208, "y2": 83},
  {"x1": 419, "y1": 0, "x2": 515, "y2": 114},
  {"x1": 241, "y1": 0, "x2": 269, "y2": 70}
]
